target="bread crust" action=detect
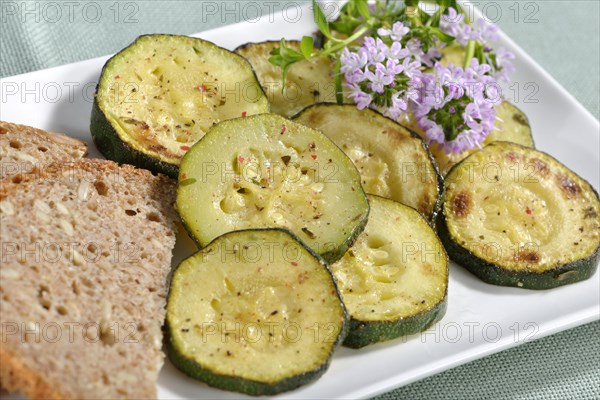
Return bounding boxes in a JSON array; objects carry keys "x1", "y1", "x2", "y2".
[
  {"x1": 0, "y1": 347, "x2": 63, "y2": 400},
  {"x1": 0, "y1": 121, "x2": 88, "y2": 150},
  {"x1": 1, "y1": 158, "x2": 174, "y2": 199},
  {"x1": 0, "y1": 121, "x2": 88, "y2": 181}
]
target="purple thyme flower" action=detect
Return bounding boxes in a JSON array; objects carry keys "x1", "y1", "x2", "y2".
[
  {"x1": 340, "y1": 48, "x2": 368, "y2": 74},
  {"x1": 365, "y1": 63, "x2": 394, "y2": 94},
  {"x1": 347, "y1": 84, "x2": 373, "y2": 109},
  {"x1": 440, "y1": 8, "x2": 474, "y2": 46},
  {"x1": 495, "y1": 47, "x2": 516, "y2": 82},
  {"x1": 475, "y1": 18, "x2": 499, "y2": 43},
  {"x1": 362, "y1": 37, "x2": 388, "y2": 65},
  {"x1": 401, "y1": 57, "x2": 422, "y2": 78},
  {"x1": 441, "y1": 8, "x2": 499, "y2": 45},
  {"x1": 388, "y1": 41, "x2": 410, "y2": 60},
  {"x1": 406, "y1": 38, "x2": 441, "y2": 68},
  {"x1": 341, "y1": 29, "x2": 424, "y2": 120},
  {"x1": 440, "y1": 8, "x2": 515, "y2": 83},
  {"x1": 440, "y1": 7, "x2": 464, "y2": 38},
  {"x1": 378, "y1": 22, "x2": 410, "y2": 42},
  {"x1": 414, "y1": 62, "x2": 498, "y2": 153}
]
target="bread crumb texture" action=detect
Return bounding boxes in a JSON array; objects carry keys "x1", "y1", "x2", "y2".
[{"x1": 0, "y1": 159, "x2": 177, "y2": 399}]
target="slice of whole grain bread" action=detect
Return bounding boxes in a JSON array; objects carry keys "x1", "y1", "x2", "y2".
[
  {"x1": 0, "y1": 121, "x2": 88, "y2": 181},
  {"x1": 0, "y1": 159, "x2": 177, "y2": 399}
]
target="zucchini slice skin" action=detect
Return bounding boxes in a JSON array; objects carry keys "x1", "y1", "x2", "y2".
[
  {"x1": 293, "y1": 104, "x2": 443, "y2": 221},
  {"x1": 439, "y1": 142, "x2": 600, "y2": 289},
  {"x1": 332, "y1": 195, "x2": 448, "y2": 348},
  {"x1": 91, "y1": 34, "x2": 269, "y2": 177},
  {"x1": 176, "y1": 113, "x2": 369, "y2": 263},
  {"x1": 165, "y1": 229, "x2": 348, "y2": 396},
  {"x1": 235, "y1": 41, "x2": 338, "y2": 118}
]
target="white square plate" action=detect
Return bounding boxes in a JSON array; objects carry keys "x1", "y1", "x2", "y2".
[{"x1": 1, "y1": 4, "x2": 598, "y2": 399}]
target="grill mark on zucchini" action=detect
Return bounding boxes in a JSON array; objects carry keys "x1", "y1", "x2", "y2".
[
  {"x1": 513, "y1": 113, "x2": 528, "y2": 126},
  {"x1": 439, "y1": 141, "x2": 600, "y2": 289},
  {"x1": 451, "y1": 192, "x2": 472, "y2": 218},
  {"x1": 557, "y1": 174, "x2": 582, "y2": 198}
]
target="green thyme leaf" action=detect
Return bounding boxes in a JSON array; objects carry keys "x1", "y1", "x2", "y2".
[
  {"x1": 300, "y1": 36, "x2": 314, "y2": 59},
  {"x1": 431, "y1": 27, "x2": 455, "y2": 43},
  {"x1": 330, "y1": 18, "x2": 360, "y2": 35},
  {"x1": 313, "y1": 0, "x2": 333, "y2": 40},
  {"x1": 269, "y1": 38, "x2": 305, "y2": 88},
  {"x1": 355, "y1": 0, "x2": 371, "y2": 19}
]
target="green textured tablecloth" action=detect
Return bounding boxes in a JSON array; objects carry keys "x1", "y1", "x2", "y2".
[{"x1": 1, "y1": 1, "x2": 598, "y2": 399}]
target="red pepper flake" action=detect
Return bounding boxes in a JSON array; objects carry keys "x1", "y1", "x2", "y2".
[
  {"x1": 525, "y1": 207, "x2": 532, "y2": 215},
  {"x1": 507, "y1": 152, "x2": 517, "y2": 161},
  {"x1": 291, "y1": 262, "x2": 298, "y2": 267},
  {"x1": 114, "y1": 75, "x2": 121, "y2": 80},
  {"x1": 281, "y1": 124, "x2": 287, "y2": 135},
  {"x1": 180, "y1": 145, "x2": 190, "y2": 151},
  {"x1": 238, "y1": 155, "x2": 245, "y2": 163},
  {"x1": 198, "y1": 84, "x2": 207, "y2": 92},
  {"x1": 241, "y1": 111, "x2": 247, "y2": 118},
  {"x1": 181, "y1": 173, "x2": 187, "y2": 180},
  {"x1": 311, "y1": 154, "x2": 317, "y2": 160}
]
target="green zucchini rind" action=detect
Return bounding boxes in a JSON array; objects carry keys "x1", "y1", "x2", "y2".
[
  {"x1": 332, "y1": 195, "x2": 448, "y2": 348},
  {"x1": 166, "y1": 229, "x2": 348, "y2": 396},
  {"x1": 439, "y1": 142, "x2": 600, "y2": 289},
  {"x1": 91, "y1": 34, "x2": 269, "y2": 177},
  {"x1": 294, "y1": 104, "x2": 443, "y2": 221},
  {"x1": 176, "y1": 113, "x2": 369, "y2": 263},
  {"x1": 234, "y1": 41, "x2": 338, "y2": 118}
]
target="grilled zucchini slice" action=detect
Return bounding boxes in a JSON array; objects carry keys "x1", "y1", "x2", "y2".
[
  {"x1": 439, "y1": 142, "x2": 600, "y2": 289},
  {"x1": 235, "y1": 41, "x2": 338, "y2": 118},
  {"x1": 91, "y1": 34, "x2": 269, "y2": 177},
  {"x1": 332, "y1": 195, "x2": 448, "y2": 348},
  {"x1": 176, "y1": 113, "x2": 369, "y2": 263},
  {"x1": 294, "y1": 104, "x2": 443, "y2": 220},
  {"x1": 166, "y1": 229, "x2": 347, "y2": 396}
]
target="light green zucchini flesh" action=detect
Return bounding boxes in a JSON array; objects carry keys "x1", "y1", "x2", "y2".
[
  {"x1": 166, "y1": 229, "x2": 347, "y2": 395},
  {"x1": 176, "y1": 113, "x2": 369, "y2": 263},
  {"x1": 91, "y1": 34, "x2": 269, "y2": 177},
  {"x1": 332, "y1": 195, "x2": 448, "y2": 348},
  {"x1": 294, "y1": 104, "x2": 443, "y2": 220},
  {"x1": 439, "y1": 141, "x2": 600, "y2": 289},
  {"x1": 235, "y1": 41, "x2": 338, "y2": 118}
]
